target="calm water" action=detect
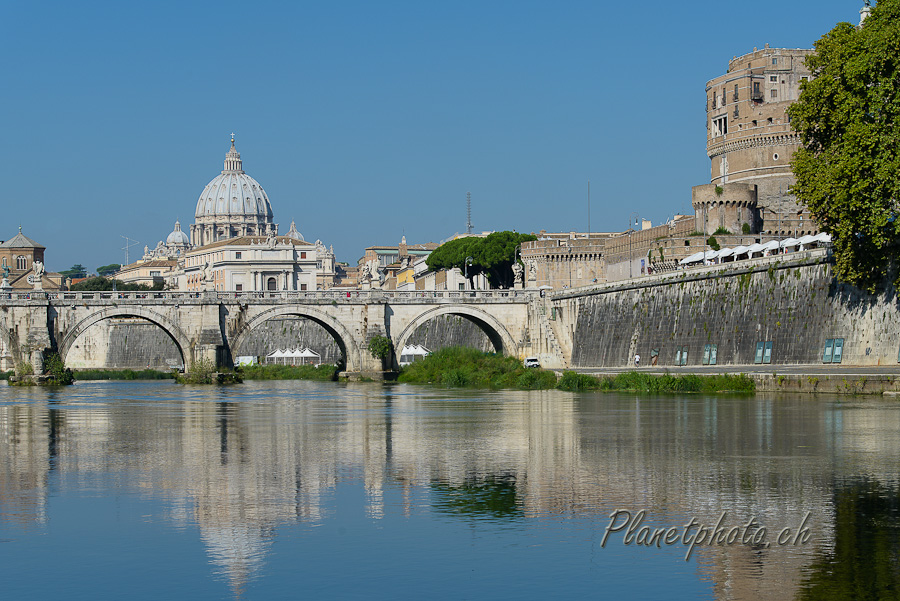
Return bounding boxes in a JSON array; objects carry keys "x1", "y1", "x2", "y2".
[{"x1": 2, "y1": 381, "x2": 899, "y2": 600}]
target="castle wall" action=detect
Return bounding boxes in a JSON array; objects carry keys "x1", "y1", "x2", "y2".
[{"x1": 555, "y1": 252, "x2": 900, "y2": 368}]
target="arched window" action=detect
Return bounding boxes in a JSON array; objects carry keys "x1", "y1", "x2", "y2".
[
  {"x1": 267, "y1": 277, "x2": 277, "y2": 291},
  {"x1": 16, "y1": 256, "x2": 26, "y2": 270}
]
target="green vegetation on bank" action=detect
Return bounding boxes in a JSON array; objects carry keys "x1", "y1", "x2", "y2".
[
  {"x1": 398, "y1": 346, "x2": 755, "y2": 393},
  {"x1": 238, "y1": 363, "x2": 338, "y2": 381},
  {"x1": 74, "y1": 368, "x2": 176, "y2": 380},
  {"x1": 557, "y1": 370, "x2": 755, "y2": 393},
  {"x1": 398, "y1": 347, "x2": 556, "y2": 389}
]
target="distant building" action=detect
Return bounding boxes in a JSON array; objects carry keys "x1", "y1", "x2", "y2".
[
  {"x1": 697, "y1": 45, "x2": 818, "y2": 238},
  {"x1": 357, "y1": 237, "x2": 440, "y2": 290},
  {"x1": 0, "y1": 227, "x2": 62, "y2": 290},
  {"x1": 181, "y1": 232, "x2": 319, "y2": 292},
  {"x1": 190, "y1": 136, "x2": 277, "y2": 246}
]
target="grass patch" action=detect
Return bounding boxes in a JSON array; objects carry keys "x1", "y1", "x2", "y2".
[
  {"x1": 0, "y1": 371, "x2": 12, "y2": 380},
  {"x1": 558, "y1": 371, "x2": 755, "y2": 394},
  {"x1": 238, "y1": 363, "x2": 338, "y2": 381},
  {"x1": 74, "y1": 368, "x2": 176, "y2": 380},
  {"x1": 398, "y1": 347, "x2": 556, "y2": 390}
]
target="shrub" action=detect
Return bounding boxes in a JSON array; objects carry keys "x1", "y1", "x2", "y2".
[
  {"x1": 557, "y1": 371, "x2": 602, "y2": 391},
  {"x1": 44, "y1": 352, "x2": 75, "y2": 385},
  {"x1": 706, "y1": 236, "x2": 720, "y2": 251},
  {"x1": 712, "y1": 227, "x2": 732, "y2": 236},
  {"x1": 177, "y1": 357, "x2": 217, "y2": 384},
  {"x1": 238, "y1": 363, "x2": 337, "y2": 381},
  {"x1": 741, "y1": 222, "x2": 751, "y2": 235}
]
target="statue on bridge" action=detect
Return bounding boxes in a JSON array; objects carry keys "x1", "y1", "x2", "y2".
[{"x1": 512, "y1": 261, "x2": 524, "y2": 289}]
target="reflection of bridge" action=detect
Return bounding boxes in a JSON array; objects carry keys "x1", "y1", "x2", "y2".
[{"x1": 0, "y1": 289, "x2": 562, "y2": 376}]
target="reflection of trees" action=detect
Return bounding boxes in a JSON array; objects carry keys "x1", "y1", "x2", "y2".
[
  {"x1": 431, "y1": 473, "x2": 522, "y2": 520},
  {"x1": 797, "y1": 480, "x2": 900, "y2": 601}
]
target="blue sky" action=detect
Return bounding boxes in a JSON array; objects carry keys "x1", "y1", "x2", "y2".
[{"x1": 2, "y1": 0, "x2": 862, "y2": 270}]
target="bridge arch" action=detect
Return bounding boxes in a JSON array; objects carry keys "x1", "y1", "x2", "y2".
[
  {"x1": 59, "y1": 307, "x2": 192, "y2": 367},
  {"x1": 394, "y1": 305, "x2": 518, "y2": 360},
  {"x1": 230, "y1": 305, "x2": 361, "y2": 372}
]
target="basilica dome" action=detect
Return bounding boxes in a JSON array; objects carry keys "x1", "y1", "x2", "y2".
[
  {"x1": 166, "y1": 220, "x2": 190, "y2": 245},
  {"x1": 190, "y1": 137, "x2": 278, "y2": 247}
]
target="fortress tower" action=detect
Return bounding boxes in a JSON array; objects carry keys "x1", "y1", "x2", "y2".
[{"x1": 693, "y1": 46, "x2": 817, "y2": 237}]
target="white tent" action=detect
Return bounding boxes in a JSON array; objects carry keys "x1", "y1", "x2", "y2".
[
  {"x1": 399, "y1": 344, "x2": 430, "y2": 366},
  {"x1": 760, "y1": 240, "x2": 780, "y2": 256},
  {"x1": 780, "y1": 237, "x2": 801, "y2": 252},
  {"x1": 731, "y1": 245, "x2": 750, "y2": 260},
  {"x1": 679, "y1": 251, "x2": 706, "y2": 265}
]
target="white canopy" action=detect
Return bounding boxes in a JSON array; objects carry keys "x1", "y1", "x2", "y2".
[
  {"x1": 400, "y1": 344, "x2": 430, "y2": 356},
  {"x1": 780, "y1": 237, "x2": 801, "y2": 249},
  {"x1": 679, "y1": 251, "x2": 706, "y2": 265}
]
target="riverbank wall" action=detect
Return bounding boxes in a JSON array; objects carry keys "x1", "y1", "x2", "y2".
[{"x1": 547, "y1": 249, "x2": 900, "y2": 369}]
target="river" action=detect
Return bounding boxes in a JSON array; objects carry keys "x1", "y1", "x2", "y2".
[{"x1": 1, "y1": 380, "x2": 898, "y2": 600}]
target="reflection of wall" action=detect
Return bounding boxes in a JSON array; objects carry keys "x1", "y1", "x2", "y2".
[{"x1": 5, "y1": 386, "x2": 900, "y2": 599}]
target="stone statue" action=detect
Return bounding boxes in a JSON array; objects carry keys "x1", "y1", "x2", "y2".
[
  {"x1": 32, "y1": 260, "x2": 44, "y2": 278},
  {"x1": 1, "y1": 265, "x2": 9, "y2": 280},
  {"x1": 266, "y1": 234, "x2": 277, "y2": 248},
  {"x1": 512, "y1": 261, "x2": 524, "y2": 285},
  {"x1": 527, "y1": 260, "x2": 537, "y2": 281}
]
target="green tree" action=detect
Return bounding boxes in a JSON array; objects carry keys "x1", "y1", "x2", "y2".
[
  {"x1": 96, "y1": 263, "x2": 121, "y2": 277},
  {"x1": 706, "y1": 236, "x2": 720, "y2": 251},
  {"x1": 426, "y1": 231, "x2": 537, "y2": 289},
  {"x1": 59, "y1": 264, "x2": 88, "y2": 279},
  {"x1": 70, "y1": 277, "x2": 162, "y2": 291},
  {"x1": 788, "y1": 0, "x2": 900, "y2": 292}
]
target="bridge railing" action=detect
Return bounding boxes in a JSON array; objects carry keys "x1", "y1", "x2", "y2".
[{"x1": 3, "y1": 289, "x2": 536, "y2": 303}]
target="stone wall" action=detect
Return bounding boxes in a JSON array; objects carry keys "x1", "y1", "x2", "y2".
[
  {"x1": 555, "y1": 251, "x2": 900, "y2": 368},
  {"x1": 66, "y1": 318, "x2": 183, "y2": 369},
  {"x1": 404, "y1": 315, "x2": 493, "y2": 353}
]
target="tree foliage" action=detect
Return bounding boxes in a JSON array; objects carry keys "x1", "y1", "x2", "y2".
[
  {"x1": 59, "y1": 264, "x2": 88, "y2": 279},
  {"x1": 788, "y1": 0, "x2": 900, "y2": 291},
  {"x1": 368, "y1": 335, "x2": 393, "y2": 360},
  {"x1": 96, "y1": 263, "x2": 121, "y2": 277},
  {"x1": 426, "y1": 231, "x2": 537, "y2": 289},
  {"x1": 70, "y1": 277, "x2": 163, "y2": 291}
]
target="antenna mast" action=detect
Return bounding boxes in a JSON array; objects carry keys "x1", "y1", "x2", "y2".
[
  {"x1": 121, "y1": 235, "x2": 140, "y2": 266},
  {"x1": 466, "y1": 191, "x2": 473, "y2": 234}
]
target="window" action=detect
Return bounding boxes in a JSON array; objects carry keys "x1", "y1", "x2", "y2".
[
  {"x1": 300, "y1": 284, "x2": 307, "y2": 291},
  {"x1": 300, "y1": 251, "x2": 306, "y2": 259},
  {"x1": 150, "y1": 271, "x2": 160, "y2": 276},
  {"x1": 733, "y1": 84, "x2": 738, "y2": 101},
  {"x1": 684, "y1": 240, "x2": 690, "y2": 246},
  {"x1": 459, "y1": 283, "x2": 465, "y2": 290},
  {"x1": 769, "y1": 75, "x2": 777, "y2": 82},
  {"x1": 236, "y1": 284, "x2": 243, "y2": 292},
  {"x1": 712, "y1": 115, "x2": 728, "y2": 137},
  {"x1": 1, "y1": 257, "x2": 6, "y2": 267},
  {"x1": 772, "y1": 58, "x2": 777, "y2": 65},
  {"x1": 16, "y1": 255, "x2": 26, "y2": 270},
  {"x1": 267, "y1": 277, "x2": 277, "y2": 291},
  {"x1": 235, "y1": 252, "x2": 242, "y2": 259},
  {"x1": 800, "y1": 76, "x2": 809, "y2": 82},
  {"x1": 770, "y1": 89, "x2": 778, "y2": 99}
]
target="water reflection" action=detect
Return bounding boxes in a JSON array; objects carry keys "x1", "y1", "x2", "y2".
[
  {"x1": 798, "y1": 479, "x2": 900, "y2": 600},
  {"x1": 1, "y1": 382, "x2": 900, "y2": 599}
]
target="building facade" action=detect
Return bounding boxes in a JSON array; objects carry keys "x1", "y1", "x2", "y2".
[
  {"x1": 182, "y1": 234, "x2": 319, "y2": 293},
  {"x1": 697, "y1": 45, "x2": 818, "y2": 238}
]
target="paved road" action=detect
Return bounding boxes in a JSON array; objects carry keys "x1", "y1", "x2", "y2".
[{"x1": 571, "y1": 364, "x2": 900, "y2": 377}]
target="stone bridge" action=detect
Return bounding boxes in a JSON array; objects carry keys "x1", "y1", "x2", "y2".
[{"x1": 0, "y1": 289, "x2": 562, "y2": 377}]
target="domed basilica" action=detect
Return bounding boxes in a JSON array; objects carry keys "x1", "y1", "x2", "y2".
[
  {"x1": 191, "y1": 136, "x2": 278, "y2": 246},
  {"x1": 122, "y1": 136, "x2": 344, "y2": 291}
]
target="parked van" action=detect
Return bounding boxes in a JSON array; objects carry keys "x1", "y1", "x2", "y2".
[{"x1": 523, "y1": 357, "x2": 541, "y2": 368}]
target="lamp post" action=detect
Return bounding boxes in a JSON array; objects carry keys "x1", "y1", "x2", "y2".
[
  {"x1": 464, "y1": 256, "x2": 473, "y2": 289},
  {"x1": 628, "y1": 213, "x2": 639, "y2": 278}
]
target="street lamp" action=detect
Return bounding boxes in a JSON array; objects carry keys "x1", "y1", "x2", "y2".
[
  {"x1": 464, "y1": 256, "x2": 473, "y2": 289},
  {"x1": 628, "y1": 213, "x2": 639, "y2": 278}
]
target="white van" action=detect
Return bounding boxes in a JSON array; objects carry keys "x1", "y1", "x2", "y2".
[{"x1": 523, "y1": 357, "x2": 541, "y2": 368}]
